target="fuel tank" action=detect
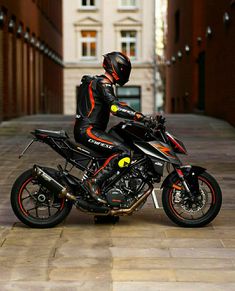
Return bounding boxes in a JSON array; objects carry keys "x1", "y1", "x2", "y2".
[
  {"x1": 109, "y1": 122, "x2": 181, "y2": 165},
  {"x1": 134, "y1": 140, "x2": 181, "y2": 165},
  {"x1": 108, "y1": 121, "x2": 153, "y2": 144}
]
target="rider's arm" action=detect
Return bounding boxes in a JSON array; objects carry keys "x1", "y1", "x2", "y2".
[
  {"x1": 98, "y1": 79, "x2": 144, "y2": 122},
  {"x1": 110, "y1": 100, "x2": 144, "y2": 121}
]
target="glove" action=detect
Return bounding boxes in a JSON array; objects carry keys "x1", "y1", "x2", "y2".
[
  {"x1": 156, "y1": 115, "x2": 165, "y2": 124},
  {"x1": 142, "y1": 115, "x2": 156, "y2": 128}
]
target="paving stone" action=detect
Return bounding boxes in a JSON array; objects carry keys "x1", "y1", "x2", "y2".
[
  {"x1": 56, "y1": 246, "x2": 111, "y2": 259},
  {"x1": 110, "y1": 247, "x2": 170, "y2": 258},
  {"x1": 0, "y1": 256, "x2": 49, "y2": 268},
  {"x1": 175, "y1": 269, "x2": 235, "y2": 283},
  {"x1": 2, "y1": 237, "x2": 59, "y2": 247},
  {"x1": 165, "y1": 229, "x2": 235, "y2": 239},
  {"x1": 60, "y1": 237, "x2": 112, "y2": 248},
  {"x1": 113, "y1": 282, "x2": 235, "y2": 291},
  {"x1": 170, "y1": 247, "x2": 235, "y2": 259},
  {"x1": 222, "y1": 239, "x2": 235, "y2": 248},
  {"x1": 50, "y1": 256, "x2": 111, "y2": 268},
  {"x1": 0, "y1": 281, "x2": 112, "y2": 291},
  {"x1": 111, "y1": 238, "x2": 223, "y2": 248},
  {"x1": 112, "y1": 257, "x2": 234, "y2": 270},
  {"x1": 0, "y1": 265, "x2": 48, "y2": 281},
  {"x1": 112, "y1": 229, "x2": 166, "y2": 238},
  {"x1": 49, "y1": 267, "x2": 111, "y2": 282},
  {"x1": 112, "y1": 269, "x2": 176, "y2": 282},
  {"x1": 0, "y1": 246, "x2": 55, "y2": 258}
]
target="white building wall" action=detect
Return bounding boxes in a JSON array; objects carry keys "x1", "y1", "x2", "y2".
[{"x1": 63, "y1": 0, "x2": 155, "y2": 115}]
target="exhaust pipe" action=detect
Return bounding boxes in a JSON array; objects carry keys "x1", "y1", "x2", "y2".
[{"x1": 33, "y1": 165, "x2": 77, "y2": 201}]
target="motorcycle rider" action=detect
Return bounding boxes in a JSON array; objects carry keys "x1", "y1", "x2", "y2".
[{"x1": 74, "y1": 51, "x2": 151, "y2": 204}]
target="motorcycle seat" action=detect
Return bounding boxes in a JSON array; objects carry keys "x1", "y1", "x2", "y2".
[
  {"x1": 34, "y1": 129, "x2": 107, "y2": 158},
  {"x1": 65, "y1": 139, "x2": 107, "y2": 158},
  {"x1": 34, "y1": 129, "x2": 68, "y2": 139}
]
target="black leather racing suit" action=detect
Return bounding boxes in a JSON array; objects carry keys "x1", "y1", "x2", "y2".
[{"x1": 74, "y1": 74, "x2": 143, "y2": 176}]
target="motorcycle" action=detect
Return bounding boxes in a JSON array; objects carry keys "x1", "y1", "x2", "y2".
[{"x1": 11, "y1": 116, "x2": 222, "y2": 228}]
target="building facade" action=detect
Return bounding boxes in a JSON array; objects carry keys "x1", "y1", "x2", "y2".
[
  {"x1": 166, "y1": 0, "x2": 235, "y2": 126},
  {"x1": 63, "y1": 0, "x2": 155, "y2": 115},
  {"x1": 0, "y1": 0, "x2": 63, "y2": 121}
]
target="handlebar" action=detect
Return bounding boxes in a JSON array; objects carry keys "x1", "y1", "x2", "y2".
[{"x1": 143, "y1": 115, "x2": 166, "y2": 131}]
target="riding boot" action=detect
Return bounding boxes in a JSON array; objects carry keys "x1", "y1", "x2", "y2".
[{"x1": 85, "y1": 156, "x2": 118, "y2": 204}]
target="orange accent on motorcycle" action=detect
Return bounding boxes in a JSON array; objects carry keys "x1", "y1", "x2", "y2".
[
  {"x1": 86, "y1": 126, "x2": 113, "y2": 145},
  {"x1": 153, "y1": 144, "x2": 175, "y2": 158},
  {"x1": 18, "y1": 178, "x2": 31, "y2": 217},
  {"x1": 87, "y1": 81, "x2": 95, "y2": 117},
  {"x1": 94, "y1": 153, "x2": 118, "y2": 175},
  {"x1": 172, "y1": 184, "x2": 182, "y2": 190}
]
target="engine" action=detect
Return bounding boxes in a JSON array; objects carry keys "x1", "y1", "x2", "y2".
[{"x1": 105, "y1": 162, "x2": 148, "y2": 208}]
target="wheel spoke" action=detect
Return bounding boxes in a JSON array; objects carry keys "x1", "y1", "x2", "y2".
[
  {"x1": 21, "y1": 195, "x2": 32, "y2": 201},
  {"x1": 26, "y1": 206, "x2": 38, "y2": 213},
  {"x1": 24, "y1": 187, "x2": 31, "y2": 195}
]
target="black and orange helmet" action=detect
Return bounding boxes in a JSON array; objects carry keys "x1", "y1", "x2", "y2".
[{"x1": 103, "y1": 52, "x2": 131, "y2": 86}]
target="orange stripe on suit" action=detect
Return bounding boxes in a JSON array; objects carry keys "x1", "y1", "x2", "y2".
[
  {"x1": 86, "y1": 126, "x2": 114, "y2": 145},
  {"x1": 87, "y1": 81, "x2": 95, "y2": 117}
]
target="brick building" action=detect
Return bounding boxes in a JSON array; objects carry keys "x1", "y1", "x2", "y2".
[
  {"x1": 166, "y1": 0, "x2": 235, "y2": 126},
  {"x1": 0, "y1": 0, "x2": 63, "y2": 121}
]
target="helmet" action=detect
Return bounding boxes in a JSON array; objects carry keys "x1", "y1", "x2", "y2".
[{"x1": 103, "y1": 52, "x2": 131, "y2": 86}]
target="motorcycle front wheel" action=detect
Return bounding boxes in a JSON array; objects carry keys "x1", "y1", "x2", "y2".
[
  {"x1": 11, "y1": 168, "x2": 73, "y2": 228},
  {"x1": 162, "y1": 171, "x2": 222, "y2": 227}
]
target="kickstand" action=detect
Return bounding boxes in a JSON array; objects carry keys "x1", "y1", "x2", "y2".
[{"x1": 94, "y1": 215, "x2": 120, "y2": 224}]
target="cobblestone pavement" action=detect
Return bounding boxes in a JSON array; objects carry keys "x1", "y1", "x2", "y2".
[{"x1": 0, "y1": 114, "x2": 235, "y2": 291}]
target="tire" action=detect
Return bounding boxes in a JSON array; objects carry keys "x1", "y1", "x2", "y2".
[
  {"x1": 162, "y1": 171, "x2": 222, "y2": 227},
  {"x1": 11, "y1": 168, "x2": 73, "y2": 228}
]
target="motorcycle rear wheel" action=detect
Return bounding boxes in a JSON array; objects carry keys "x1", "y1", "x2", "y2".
[
  {"x1": 162, "y1": 171, "x2": 222, "y2": 227},
  {"x1": 11, "y1": 168, "x2": 73, "y2": 228}
]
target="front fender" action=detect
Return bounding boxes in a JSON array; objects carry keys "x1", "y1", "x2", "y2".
[{"x1": 161, "y1": 165, "x2": 206, "y2": 189}]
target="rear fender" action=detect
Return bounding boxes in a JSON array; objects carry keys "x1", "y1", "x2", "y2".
[{"x1": 161, "y1": 165, "x2": 206, "y2": 189}]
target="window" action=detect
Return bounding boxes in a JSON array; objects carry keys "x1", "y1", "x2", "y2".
[
  {"x1": 81, "y1": 31, "x2": 97, "y2": 58},
  {"x1": 81, "y1": 0, "x2": 96, "y2": 8},
  {"x1": 121, "y1": 31, "x2": 137, "y2": 59},
  {"x1": 116, "y1": 86, "x2": 141, "y2": 111},
  {"x1": 120, "y1": 0, "x2": 136, "y2": 8}
]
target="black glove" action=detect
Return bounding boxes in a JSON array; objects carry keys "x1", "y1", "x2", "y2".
[
  {"x1": 156, "y1": 115, "x2": 166, "y2": 125},
  {"x1": 142, "y1": 115, "x2": 156, "y2": 128}
]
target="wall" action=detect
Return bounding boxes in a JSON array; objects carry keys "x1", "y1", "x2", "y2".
[
  {"x1": 0, "y1": 0, "x2": 63, "y2": 120},
  {"x1": 166, "y1": 0, "x2": 235, "y2": 126}
]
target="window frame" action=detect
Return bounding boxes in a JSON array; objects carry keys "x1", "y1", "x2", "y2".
[
  {"x1": 118, "y1": 0, "x2": 137, "y2": 10},
  {"x1": 79, "y1": 0, "x2": 97, "y2": 10},
  {"x1": 80, "y1": 30, "x2": 97, "y2": 60},
  {"x1": 120, "y1": 30, "x2": 137, "y2": 60}
]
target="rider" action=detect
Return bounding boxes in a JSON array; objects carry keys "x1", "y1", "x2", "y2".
[{"x1": 74, "y1": 51, "x2": 151, "y2": 204}]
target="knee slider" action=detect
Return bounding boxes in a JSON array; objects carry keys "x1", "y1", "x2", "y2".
[
  {"x1": 118, "y1": 156, "x2": 131, "y2": 168},
  {"x1": 111, "y1": 104, "x2": 119, "y2": 113}
]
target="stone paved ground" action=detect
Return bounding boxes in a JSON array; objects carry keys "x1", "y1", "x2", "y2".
[{"x1": 0, "y1": 114, "x2": 234, "y2": 291}]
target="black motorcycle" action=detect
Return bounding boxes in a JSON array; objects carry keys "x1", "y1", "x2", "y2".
[{"x1": 11, "y1": 116, "x2": 222, "y2": 228}]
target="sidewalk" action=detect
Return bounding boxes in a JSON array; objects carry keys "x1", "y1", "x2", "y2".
[{"x1": 0, "y1": 114, "x2": 235, "y2": 290}]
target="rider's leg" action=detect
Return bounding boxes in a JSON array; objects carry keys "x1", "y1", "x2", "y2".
[{"x1": 75, "y1": 125, "x2": 131, "y2": 204}]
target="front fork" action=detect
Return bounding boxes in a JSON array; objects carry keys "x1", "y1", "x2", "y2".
[{"x1": 174, "y1": 166, "x2": 193, "y2": 196}]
